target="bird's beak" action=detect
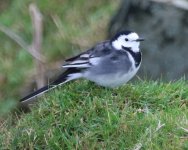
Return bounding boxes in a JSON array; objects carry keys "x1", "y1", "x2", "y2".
[{"x1": 135, "y1": 38, "x2": 145, "y2": 42}]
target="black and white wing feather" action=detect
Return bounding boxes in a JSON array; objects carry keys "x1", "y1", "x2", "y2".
[{"x1": 62, "y1": 40, "x2": 111, "y2": 69}]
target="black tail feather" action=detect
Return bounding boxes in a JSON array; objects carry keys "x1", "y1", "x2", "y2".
[
  {"x1": 20, "y1": 68, "x2": 81, "y2": 103},
  {"x1": 20, "y1": 85, "x2": 50, "y2": 102}
]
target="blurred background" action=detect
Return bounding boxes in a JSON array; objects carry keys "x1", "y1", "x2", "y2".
[{"x1": 0, "y1": 0, "x2": 188, "y2": 115}]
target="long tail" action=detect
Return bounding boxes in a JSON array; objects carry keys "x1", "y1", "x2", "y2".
[{"x1": 20, "y1": 68, "x2": 82, "y2": 103}]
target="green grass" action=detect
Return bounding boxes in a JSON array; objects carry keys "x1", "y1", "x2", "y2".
[{"x1": 1, "y1": 80, "x2": 188, "y2": 149}]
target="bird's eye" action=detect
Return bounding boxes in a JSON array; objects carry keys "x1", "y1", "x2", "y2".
[{"x1": 125, "y1": 38, "x2": 128, "y2": 41}]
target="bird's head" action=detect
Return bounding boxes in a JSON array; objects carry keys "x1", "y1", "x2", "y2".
[{"x1": 111, "y1": 31, "x2": 144, "y2": 53}]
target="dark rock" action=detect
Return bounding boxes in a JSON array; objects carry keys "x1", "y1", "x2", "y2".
[{"x1": 108, "y1": 0, "x2": 188, "y2": 80}]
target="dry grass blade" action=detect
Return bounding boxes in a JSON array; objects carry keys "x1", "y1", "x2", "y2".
[
  {"x1": 0, "y1": 24, "x2": 45, "y2": 62},
  {"x1": 29, "y1": 3, "x2": 46, "y2": 88}
]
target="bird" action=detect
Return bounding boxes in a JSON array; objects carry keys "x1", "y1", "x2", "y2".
[{"x1": 20, "y1": 30, "x2": 144, "y2": 103}]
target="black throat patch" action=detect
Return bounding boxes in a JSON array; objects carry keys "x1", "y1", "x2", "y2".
[{"x1": 122, "y1": 46, "x2": 141, "y2": 67}]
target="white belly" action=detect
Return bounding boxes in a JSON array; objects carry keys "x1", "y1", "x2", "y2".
[{"x1": 84, "y1": 66, "x2": 139, "y2": 88}]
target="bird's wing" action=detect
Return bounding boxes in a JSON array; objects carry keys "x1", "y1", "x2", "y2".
[{"x1": 62, "y1": 40, "x2": 112, "y2": 68}]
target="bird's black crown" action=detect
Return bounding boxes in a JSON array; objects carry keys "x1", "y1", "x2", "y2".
[{"x1": 111, "y1": 30, "x2": 133, "y2": 42}]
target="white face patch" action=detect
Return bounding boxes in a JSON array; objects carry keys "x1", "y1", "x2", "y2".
[{"x1": 112, "y1": 32, "x2": 141, "y2": 53}]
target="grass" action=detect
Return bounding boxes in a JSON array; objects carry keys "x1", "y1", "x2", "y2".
[{"x1": 0, "y1": 80, "x2": 188, "y2": 149}]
